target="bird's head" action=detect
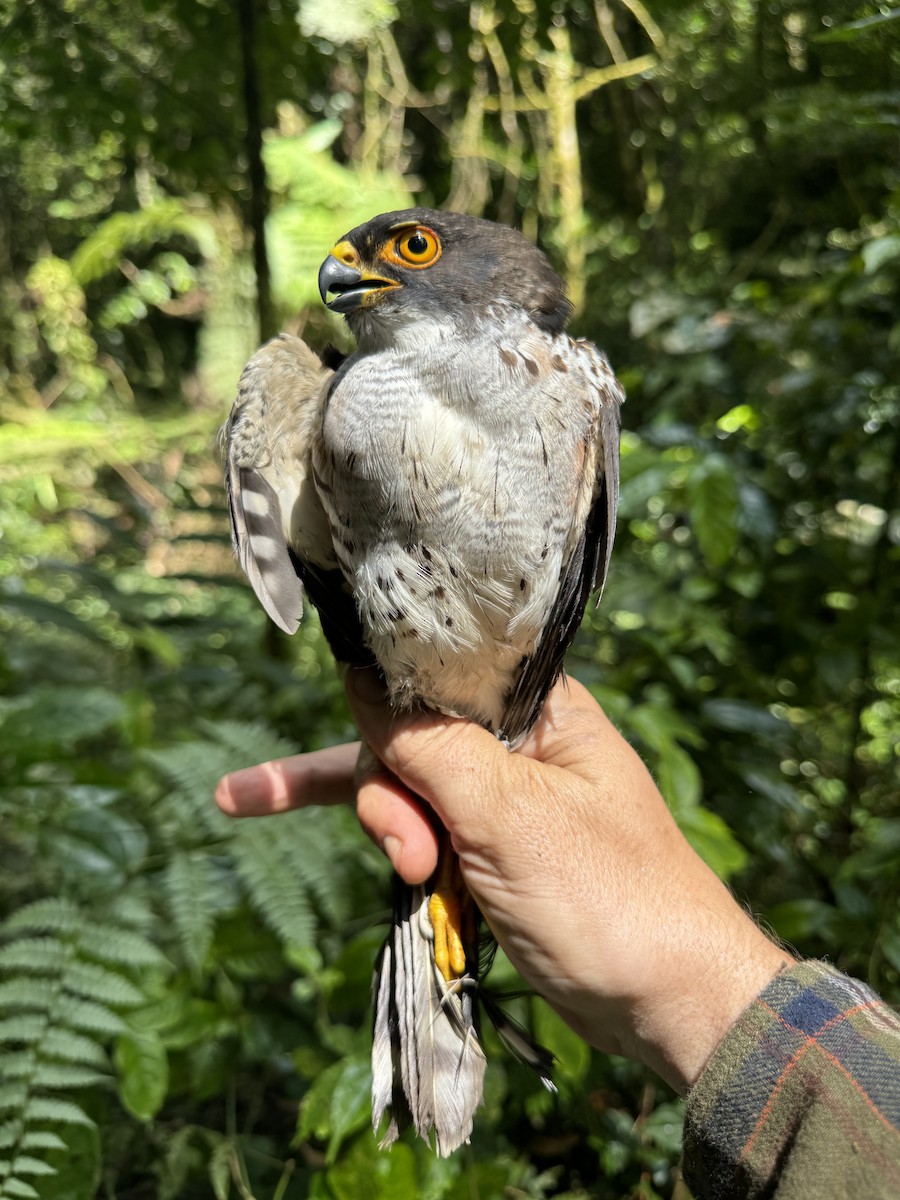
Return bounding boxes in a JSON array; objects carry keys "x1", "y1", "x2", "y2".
[{"x1": 318, "y1": 208, "x2": 571, "y2": 346}]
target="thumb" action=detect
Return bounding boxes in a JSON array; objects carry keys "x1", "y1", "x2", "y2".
[{"x1": 344, "y1": 667, "x2": 516, "y2": 844}]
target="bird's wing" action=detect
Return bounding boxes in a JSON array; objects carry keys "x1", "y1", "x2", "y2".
[
  {"x1": 222, "y1": 333, "x2": 339, "y2": 635},
  {"x1": 500, "y1": 339, "x2": 623, "y2": 745}
]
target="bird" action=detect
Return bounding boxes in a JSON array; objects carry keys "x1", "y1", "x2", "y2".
[{"x1": 222, "y1": 207, "x2": 623, "y2": 1156}]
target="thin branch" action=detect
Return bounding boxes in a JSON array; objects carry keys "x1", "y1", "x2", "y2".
[{"x1": 483, "y1": 54, "x2": 655, "y2": 111}]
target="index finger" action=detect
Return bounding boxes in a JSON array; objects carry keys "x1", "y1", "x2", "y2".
[{"x1": 215, "y1": 741, "x2": 362, "y2": 817}]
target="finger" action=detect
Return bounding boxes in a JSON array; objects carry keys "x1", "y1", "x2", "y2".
[
  {"x1": 344, "y1": 667, "x2": 521, "y2": 842},
  {"x1": 355, "y1": 765, "x2": 440, "y2": 885},
  {"x1": 215, "y1": 742, "x2": 361, "y2": 817}
]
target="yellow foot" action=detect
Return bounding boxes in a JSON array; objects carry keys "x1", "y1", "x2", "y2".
[{"x1": 428, "y1": 887, "x2": 467, "y2": 982}]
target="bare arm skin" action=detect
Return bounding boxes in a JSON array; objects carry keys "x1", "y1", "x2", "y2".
[{"x1": 216, "y1": 670, "x2": 789, "y2": 1094}]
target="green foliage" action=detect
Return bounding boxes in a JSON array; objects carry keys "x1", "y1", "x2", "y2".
[
  {"x1": 1, "y1": 0, "x2": 898, "y2": 1196},
  {"x1": 0, "y1": 899, "x2": 154, "y2": 1198},
  {"x1": 265, "y1": 121, "x2": 410, "y2": 319}
]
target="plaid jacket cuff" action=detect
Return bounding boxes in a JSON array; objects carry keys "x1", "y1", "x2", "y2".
[{"x1": 682, "y1": 960, "x2": 900, "y2": 1199}]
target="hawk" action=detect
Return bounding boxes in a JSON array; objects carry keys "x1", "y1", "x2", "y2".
[{"x1": 222, "y1": 208, "x2": 623, "y2": 1155}]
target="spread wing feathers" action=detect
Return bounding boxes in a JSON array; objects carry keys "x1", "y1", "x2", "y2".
[
  {"x1": 222, "y1": 333, "x2": 337, "y2": 634},
  {"x1": 500, "y1": 350, "x2": 623, "y2": 746},
  {"x1": 373, "y1": 884, "x2": 487, "y2": 1157}
]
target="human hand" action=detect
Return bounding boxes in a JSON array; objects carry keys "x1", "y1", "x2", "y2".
[{"x1": 216, "y1": 671, "x2": 789, "y2": 1093}]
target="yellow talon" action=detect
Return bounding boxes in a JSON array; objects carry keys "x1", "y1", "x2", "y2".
[{"x1": 429, "y1": 888, "x2": 467, "y2": 981}]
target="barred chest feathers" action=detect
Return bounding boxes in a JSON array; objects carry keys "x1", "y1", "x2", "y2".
[{"x1": 312, "y1": 310, "x2": 601, "y2": 733}]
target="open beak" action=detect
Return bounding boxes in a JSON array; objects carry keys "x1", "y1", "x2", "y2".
[{"x1": 318, "y1": 243, "x2": 399, "y2": 313}]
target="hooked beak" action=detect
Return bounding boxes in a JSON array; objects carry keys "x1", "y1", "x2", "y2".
[{"x1": 318, "y1": 243, "x2": 399, "y2": 313}]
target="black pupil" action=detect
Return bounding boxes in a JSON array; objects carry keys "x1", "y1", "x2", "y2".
[{"x1": 406, "y1": 232, "x2": 428, "y2": 256}]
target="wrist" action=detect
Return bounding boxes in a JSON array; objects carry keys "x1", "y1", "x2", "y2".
[{"x1": 634, "y1": 904, "x2": 791, "y2": 1093}]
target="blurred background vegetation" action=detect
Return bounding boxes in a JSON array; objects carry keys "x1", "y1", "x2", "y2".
[{"x1": 1, "y1": 0, "x2": 898, "y2": 1197}]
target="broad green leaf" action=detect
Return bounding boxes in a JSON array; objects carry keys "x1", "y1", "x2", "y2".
[
  {"x1": 532, "y1": 999, "x2": 590, "y2": 1086},
  {"x1": 325, "y1": 1133, "x2": 416, "y2": 1200},
  {"x1": 686, "y1": 458, "x2": 739, "y2": 568},
  {"x1": 656, "y1": 745, "x2": 702, "y2": 811},
  {"x1": 861, "y1": 234, "x2": 900, "y2": 274},
  {"x1": 326, "y1": 1056, "x2": 372, "y2": 1163},
  {"x1": 114, "y1": 1032, "x2": 169, "y2": 1122}
]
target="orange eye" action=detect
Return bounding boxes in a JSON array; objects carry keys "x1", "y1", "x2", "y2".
[{"x1": 393, "y1": 227, "x2": 441, "y2": 267}]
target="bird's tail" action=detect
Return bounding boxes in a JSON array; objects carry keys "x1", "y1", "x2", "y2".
[
  {"x1": 371, "y1": 875, "x2": 554, "y2": 1156},
  {"x1": 371, "y1": 880, "x2": 485, "y2": 1156}
]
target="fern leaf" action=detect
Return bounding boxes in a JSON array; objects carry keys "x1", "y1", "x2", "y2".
[
  {"x1": 2, "y1": 900, "x2": 81, "y2": 937},
  {"x1": 0, "y1": 940, "x2": 66, "y2": 973},
  {"x1": 18, "y1": 1133, "x2": 66, "y2": 1153},
  {"x1": 142, "y1": 742, "x2": 236, "y2": 840},
  {"x1": 31, "y1": 1063, "x2": 106, "y2": 1090},
  {"x1": 0, "y1": 1176, "x2": 40, "y2": 1199},
  {"x1": 64, "y1": 1000, "x2": 126, "y2": 1037},
  {"x1": 202, "y1": 720, "x2": 296, "y2": 766},
  {"x1": 62, "y1": 961, "x2": 143, "y2": 1008},
  {"x1": 41, "y1": 1029, "x2": 108, "y2": 1068},
  {"x1": 0, "y1": 1053, "x2": 34, "y2": 1079},
  {"x1": 0, "y1": 1086, "x2": 27, "y2": 1114},
  {"x1": 22, "y1": 1098, "x2": 93, "y2": 1127},
  {"x1": 286, "y1": 810, "x2": 354, "y2": 927},
  {"x1": 0, "y1": 1122, "x2": 20, "y2": 1150},
  {"x1": 0, "y1": 1018, "x2": 45, "y2": 1046},
  {"x1": 0, "y1": 981, "x2": 57, "y2": 1012},
  {"x1": 6, "y1": 1158, "x2": 56, "y2": 1179},
  {"x1": 162, "y1": 852, "x2": 217, "y2": 975},
  {"x1": 76, "y1": 925, "x2": 168, "y2": 968},
  {"x1": 231, "y1": 821, "x2": 315, "y2": 948}
]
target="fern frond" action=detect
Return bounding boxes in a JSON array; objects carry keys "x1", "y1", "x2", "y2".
[
  {"x1": 0, "y1": 1087, "x2": 27, "y2": 1115},
  {"x1": 0, "y1": 901, "x2": 157, "y2": 1185},
  {"x1": 0, "y1": 940, "x2": 67, "y2": 973},
  {"x1": 0, "y1": 1019, "x2": 45, "y2": 1046},
  {"x1": 63, "y1": 1000, "x2": 126, "y2": 1037},
  {"x1": 18, "y1": 1132, "x2": 66, "y2": 1152},
  {"x1": 21, "y1": 1098, "x2": 93, "y2": 1128},
  {"x1": 1, "y1": 1176, "x2": 41, "y2": 1199},
  {"x1": 75, "y1": 925, "x2": 168, "y2": 968},
  {"x1": 41, "y1": 1029, "x2": 108, "y2": 1068},
  {"x1": 285, "y1": 809, "x2": 356, "y2": 927},
  {"x1": 69, "y1": 200, "x2": 217, "y2": 286},
  {"x1": 4, "y1": 1157, "x2": 56, "y2": 1179},
  {"x1": 145, "y1": 721, "x2": 295, "y2": 844},
  {"x1": 231, "y1": 820, "x2": 315, "y2": 948},
  {"x1": 0, "y1": 1053, "x2": 34, "y2": 1080},
  {"x1": 201, "y1": 720, "x2": 296, "y2": 767},
  {"x1": 30, "y1": 1064, "x2": 107, "y2": 1090},
  {"x1": 0, "y1": 981, "x2": 57, "y2": 1012},
  {"x1": 162, "y1": 852, "x2": 218, "y2": 976},
  {"x1": 62, "y1": 962, "x2": 143, "y2": 1008},
  {"x1": 3, "y1": 899, "x2": 81, "y2": 937}
]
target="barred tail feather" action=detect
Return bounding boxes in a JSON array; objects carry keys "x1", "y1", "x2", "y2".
[{"x1": 372, "y1": 883, "x2": 487, "y2": 1156}]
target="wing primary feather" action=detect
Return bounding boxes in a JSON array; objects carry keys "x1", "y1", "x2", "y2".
[{"x1": 227, "y1": 465, "x2": 303, "y2": 634}]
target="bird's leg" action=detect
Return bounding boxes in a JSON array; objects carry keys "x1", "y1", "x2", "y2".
[{"x1": 428, "y1": 834, "x2": 471, "y2": 982}]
